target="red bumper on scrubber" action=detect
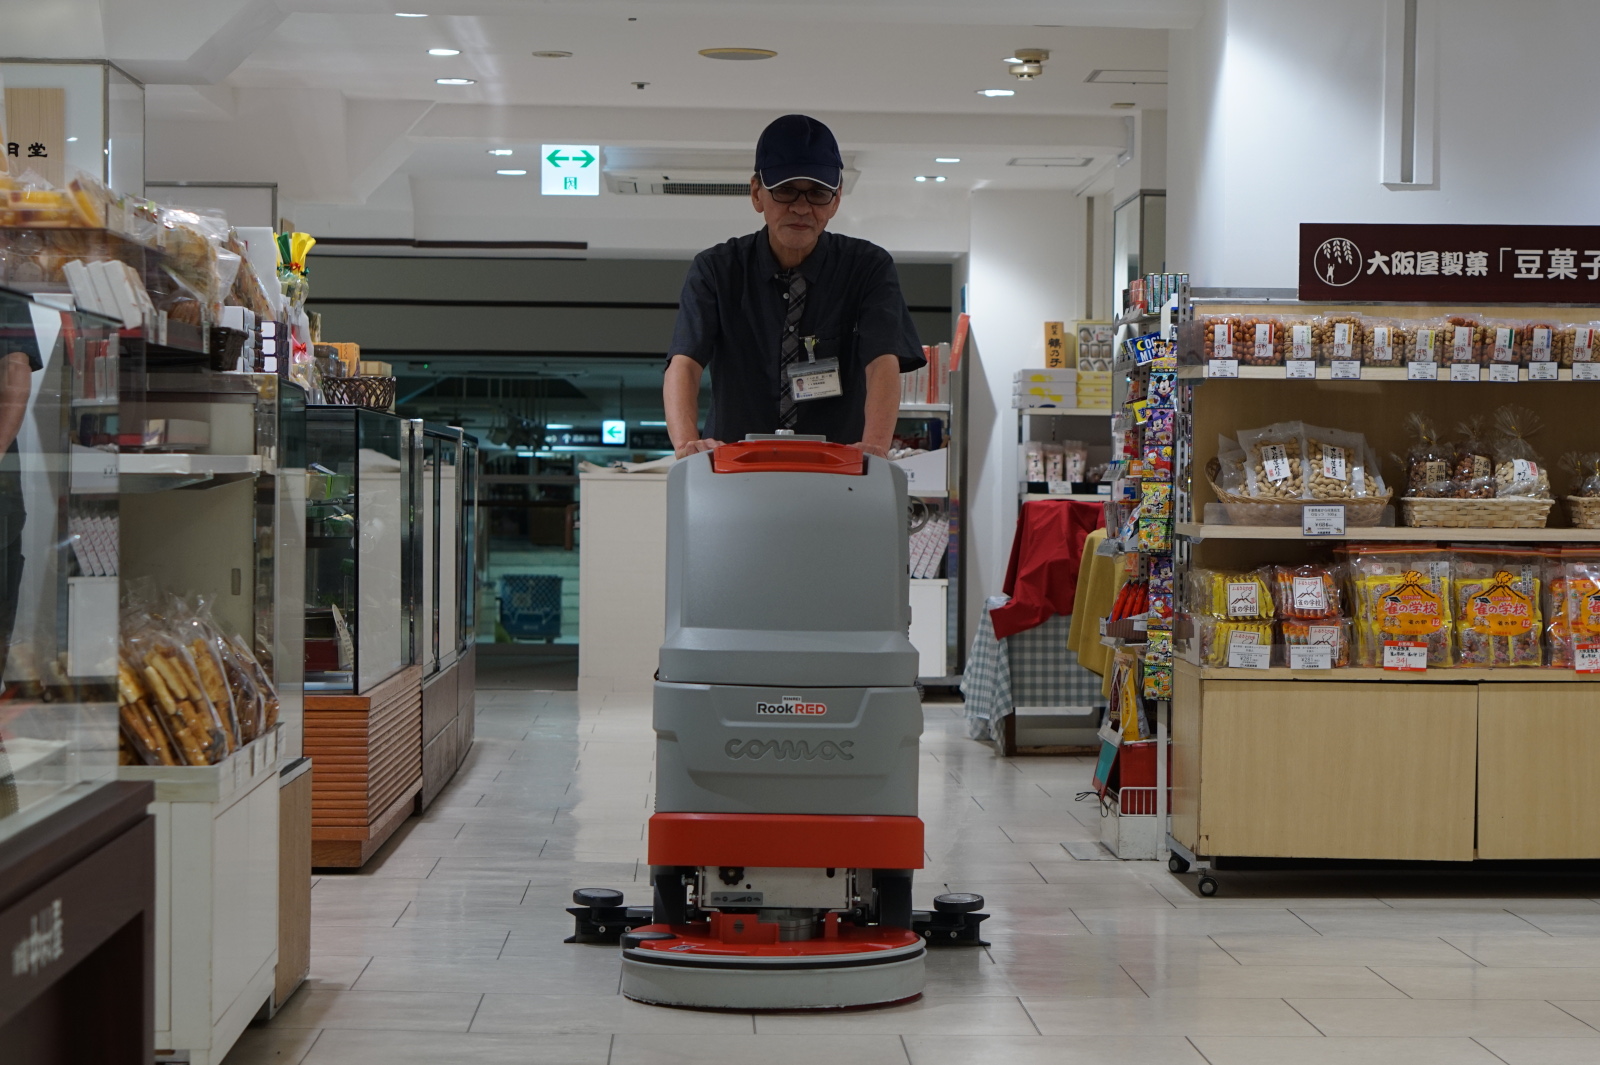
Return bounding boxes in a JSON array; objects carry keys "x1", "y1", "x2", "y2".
[{"x1": 648, "y1": 814, "x2": 925, "y2": 869}]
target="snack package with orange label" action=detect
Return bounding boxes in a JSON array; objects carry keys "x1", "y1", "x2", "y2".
[
  {"x1": 1452, "y1": 548, "x2": 1543, "y2": 668},
  {"x1": 1551, "y1": 551, "x2": 1600, "y2": 669},
  {"x1": 1340, "y1": 544, "x2": 1453, "y2": 668}
]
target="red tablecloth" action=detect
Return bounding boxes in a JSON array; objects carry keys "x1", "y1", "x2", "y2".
[{"x1": 989, "y1": 499, "x2": 1105, "y2": 640}]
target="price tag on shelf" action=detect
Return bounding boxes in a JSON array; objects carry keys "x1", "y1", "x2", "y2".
[
  {"x1": 1407, "y1": 360, "x2": 1438, "y2": 381},
  {"x1": 1288, "y1": 645, "x2": 1333, "y2": 670},
  {"x1": 1206, "y1": 359, "x2": 1238, "y2": 379},
  {"x1": 1227, "y1": 642, "x2": 1273, "y2": 670},
  {"x1": 1383, "y1": 641, "x2": 1428, "y2": 672},
  {"x1": 1489, "y1": 362, "x2": 1520, "y2": 383},
  {"x1": 1529, "y1": 361, "x2": 1559, "y2": 381},
  {"x1": 1450, "y1": 363, "x2": 1482, "y2": 383},
  {"x1": 1330, "y1": 360, "x2": 1362, "y2": 380},
  {"x1": 1576, "y1": 644, "x2": 1600, "y2": 673},
  {"x1": 1302, "y1": 504, "x2": 1347, "y2": 537},
  {"x1": 1576, "y1": 363, "x2": 1600, "y2": 381},
  {"x1": 1285, "y1": 359, "x2": 1316, "y2": 380}
]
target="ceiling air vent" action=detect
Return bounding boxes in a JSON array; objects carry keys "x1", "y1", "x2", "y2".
[
  {"x1": 603, "y1": 148, "x2": 858, "y2": 197},
  {"x1": 661, "y1": 181, "x2": 753, "y2": 197}
]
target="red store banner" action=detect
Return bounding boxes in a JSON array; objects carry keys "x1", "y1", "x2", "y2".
[{"x1": 1299, "y1": 223, "x2": 1600, "y2": 303}]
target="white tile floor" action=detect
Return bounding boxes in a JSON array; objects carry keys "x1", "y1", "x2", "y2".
[{"x1": 224, "y1": 691, "x2": 1600, "y2": 1065}]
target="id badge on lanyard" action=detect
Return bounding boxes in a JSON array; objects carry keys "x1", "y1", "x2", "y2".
[{"x1": 786, "y1": 336, "x2": 843, "y2": 401}]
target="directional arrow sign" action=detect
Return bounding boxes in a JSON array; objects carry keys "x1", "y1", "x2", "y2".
[{"x1": 541, "y1": 144, "x2": 601, "y2": 196}]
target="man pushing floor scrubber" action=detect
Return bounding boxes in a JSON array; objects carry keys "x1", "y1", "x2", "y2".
[{"x1": 565, "y1": 115, "x2": 985, "y2": 1011}]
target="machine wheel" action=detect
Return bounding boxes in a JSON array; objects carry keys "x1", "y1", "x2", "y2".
[
  {"x1": 932, "y1": 892, "x2": 985, "y2": 914},
  {"x1": 1168, "y1": 855, "x2": 1190, "y2": 874},
  {"x1": 573, "y1": 887, "x2": 624, "y2": 908},
  {"x1": 1197, "y1": 876, "x2": 1219, "y2": 897}
]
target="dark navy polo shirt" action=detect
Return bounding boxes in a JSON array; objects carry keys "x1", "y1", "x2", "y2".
[{"x1": 668, "y1": 228, "x2": 925, "y2": 445}]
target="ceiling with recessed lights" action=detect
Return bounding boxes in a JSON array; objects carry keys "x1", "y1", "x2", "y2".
[{"x1": 1, "y1": 0, "x2": 1181, "y2": 256}]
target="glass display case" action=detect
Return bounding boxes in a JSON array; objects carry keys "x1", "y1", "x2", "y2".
[
  {"x1": 460, "y1": 434, "x2": 481, "y2": 654},
  {"x1": 419, "y1": 424, "x2": 462, "y2": 676},
  {"x1": 0, "y1": 284, "x2": 121, "y2": 843},
  {"x1": 305, "y1": 406, "x2": 406, "y2": 693}
]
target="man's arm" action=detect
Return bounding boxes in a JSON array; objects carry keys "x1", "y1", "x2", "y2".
[
  {"x1": 0, "y1": 352, "x2": 32, "y2": 454},
  {"x1": 665, "y1": 354, "x2": 723, "y2": 459},
  {"x1": 852, "y1": 353, "x2": 900, "y2": 458}
]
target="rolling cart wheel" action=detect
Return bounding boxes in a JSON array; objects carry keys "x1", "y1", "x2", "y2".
[
  {"x1": 1197, "y1": 876, "x2": 1219, "y2": 897},
  {"x1": 932, "y1": 892, "x2": 985, "y2": 914},
  {"x1": 1168, "y1": 855, "x2": 1190, "y2": 874}
]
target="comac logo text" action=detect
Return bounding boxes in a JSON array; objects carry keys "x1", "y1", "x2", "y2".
[
  {"x1": 724, "y1": 739, "x2": 854, "y2": 761},
  {"x1": 755, "y1": 696, "x2": 827, "y2": 716}
]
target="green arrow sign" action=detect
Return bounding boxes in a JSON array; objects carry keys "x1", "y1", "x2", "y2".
[{"x1": 545, "y1": 148, "x2": 596, "y2": 168}]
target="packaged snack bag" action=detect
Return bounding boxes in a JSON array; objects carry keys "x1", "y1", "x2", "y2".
[
  {"x1": 1449, "y1": 417, "x2": 1496, "y2": 499},
  {"x1": 1341, "y1": 544, "x2": 1453, "y2": 667},
  {"x1": 1281, "y1": 617, "x2": 1352, "y2": 667},
  {"x1": 1267, "y1": 563, "x2": 1343, "y2": 619},
  {"x1": 1452, "y1": 548, "x2": 1543, "y2": 668},
  {"x1": 1489, "y1": 405, "x2": 1550, "y2": 499}
]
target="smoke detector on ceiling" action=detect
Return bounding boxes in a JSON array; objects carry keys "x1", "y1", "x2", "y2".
[{"x1": 1005, "y1": 48, "x2": 1049, "y2": 81}]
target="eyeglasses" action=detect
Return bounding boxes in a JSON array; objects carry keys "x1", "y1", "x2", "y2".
[{"x1": 767, "y1": 184, "x2": 838, "y2": 206}]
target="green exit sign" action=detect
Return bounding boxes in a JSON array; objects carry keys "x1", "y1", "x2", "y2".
[{"x1": 542, "y1": 144, "x2": 600, "y2": 196}]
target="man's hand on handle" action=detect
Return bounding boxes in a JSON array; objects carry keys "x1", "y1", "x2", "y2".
[
  {"x1": 851, "y1": 442, "x2": 888, "y2": 459},
  {"x1": 674, "y1": 437, "x2": 723, "y2": 459}
]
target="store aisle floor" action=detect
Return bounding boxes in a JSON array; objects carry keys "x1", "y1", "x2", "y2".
[{"x1": 226, "y1": 691, "x2": 1600, "y2": 1065}]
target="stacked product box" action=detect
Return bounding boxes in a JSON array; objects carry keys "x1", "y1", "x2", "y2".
[
  {"x1": 1013, "y1": 367, "x2": 1077, "y2": 408},
  {"x1": 1077, "y1": 369, "x2": 1113, "y2": 410}
]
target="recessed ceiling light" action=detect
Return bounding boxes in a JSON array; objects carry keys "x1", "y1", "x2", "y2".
[
  {"x1": 496, "y1": 169, "x2": 527, "y2": 176},
  {"x1": 935, "y1": 176, "x2": 947, "y2": 182},
  {"x1": 935, "y1": 157, "x2": 960, "y2": 163},
  {"x1": 1111, "y1": 101, "x2": 1137, "y2": 109},
  {"x1": 428, "y1": 48, "x2": 460, "y2": 56},
  {"x1": 394, "y1": 11, "x2": 428, "y2": 16},
  {"x1": 66, "y1": 136, "x2": 78, "y2": 142},
  {"x1": 532, "y1": 50, "x2": 573, "y2": 58},
  {"x1": 915, "y1": 176, "x2": 927, "y2": 183},
  {"x1": 915, "y1": 175, "x2": 948, "y2": 183},
  {"x1": 436, "y1": 77, "x2": 475, "y2": 85},
  {"x1": 977, "y1": 88, "x2": 1016, "y2": 97},
  {"x1": 487, "y1": 149, "x2": 514, "y2": 156},
  {"x1": 699, "y1": 48, "x2": 777, "y2": 61}
]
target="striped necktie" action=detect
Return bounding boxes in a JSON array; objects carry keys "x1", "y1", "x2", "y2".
[{"x1": 776, "y1": 269, "x2": 807, "y2": 428}]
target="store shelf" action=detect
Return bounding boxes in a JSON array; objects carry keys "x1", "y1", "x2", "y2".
[
  {"x1": 899, "y1": 402, "x2": 951, "y2": 412},
  {"x1": 908, "y1": 488, "x2": 947, "y2": 498},
  {"x1": 1178, "y1": 364, "x2": 1591, "y2": 382},
  {"x1": 120, "y1": 453, "x2": 264, "y2": 477},
  {"x1": 1191, "y1": 665, "x2": 1600, "y2": 683},
  {"x1": 1176, "y1": 522, "x2": 1600, "y2": 542},
  {"x1": 1022, "y1": 492, "x2": 1108, "y2": 503},
  {"x1": 1017, "y1": 406, "x2": 1111, "y2": 417}
]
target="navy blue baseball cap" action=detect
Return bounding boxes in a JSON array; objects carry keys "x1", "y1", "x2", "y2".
[{"x1": 755, "y1": 114, "x2": 843, "y2": 191}]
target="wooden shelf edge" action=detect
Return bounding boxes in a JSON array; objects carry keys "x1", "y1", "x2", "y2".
[
  {"x1": 1179, "y1": 660, "x2": 1599, "y2": 683},
  {"x1": 1177, "y1": 522, "x2": 1600, "y2": 543}
]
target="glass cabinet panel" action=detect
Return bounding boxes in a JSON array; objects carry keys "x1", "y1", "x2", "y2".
[
  {"x1": 0, "y1": 284, "x2": 120, "y2": 842},
  {"x1": 305, "y1": 407, "x2": 405, "y2": 693}
]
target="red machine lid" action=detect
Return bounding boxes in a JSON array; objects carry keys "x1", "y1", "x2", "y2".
[{"x1": 710, "y1": 439, "x2": 865, "y2": 475}]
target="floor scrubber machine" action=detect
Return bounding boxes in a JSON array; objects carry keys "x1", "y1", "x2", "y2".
[{"x1": 570, "y1": 436, "x2": 985, "y2": 1010}]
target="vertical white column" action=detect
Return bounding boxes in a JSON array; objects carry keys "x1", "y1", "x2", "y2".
[{"x1": 963, "y1": 190, "x2": 1085, "y2": 644}]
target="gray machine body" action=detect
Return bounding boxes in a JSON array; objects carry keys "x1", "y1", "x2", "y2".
[
  {"x1": 658, "y1": 451, "x2": 919, "y2": 688},
  {"x1": 654, "y1": 449, "x2": 921, "y2": 818},
  {"x1": 654, "y1": 681, "x2": 921, "y2": 815}
]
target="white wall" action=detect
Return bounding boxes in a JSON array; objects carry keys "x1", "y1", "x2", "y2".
[
  {"x1": 964, "y1": 190, "x2": 1086, "y2": 644},
  {"x1": 1169, "y1": 0, "x2": 1600, "y2": 287}
]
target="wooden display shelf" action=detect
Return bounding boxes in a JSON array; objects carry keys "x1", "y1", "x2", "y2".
[
  {"x1": 1176, "y1": 522, "x2": 1600, "y2": 543},
  {"x1": 1180, "y1": 364, "x2": 1597, "y2": 382},
  {"x1": 1190, "y1": 665, "x2": 1599, "y2": 682},
  {"x1": 304, "y1": 665, "x2": 422, "y2": 868}
]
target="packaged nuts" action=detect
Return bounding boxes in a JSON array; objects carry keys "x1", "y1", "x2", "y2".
[
  {"x1": 1315, "y1": 315, "x2": 1366, "y2": 364},
  {"x1": 1445, "y1": 316, "x2": 1488, "y2": 364},
  {"x1": 1236, "y1": 315, "x2": 1286, "y2": 365},
  {"x1": 1484, "y1": 319, "x2": 1526, "y2": 365},
  {"x1": 1521, "y1": 321, "x2": 1560, "y2": 364},
  {"x1": 1554, "y1": 322, "x2": 1600, "y2": 365},
  {"x1": 1364, "y1": 319, "x2": 1412, "y2": 365}
]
